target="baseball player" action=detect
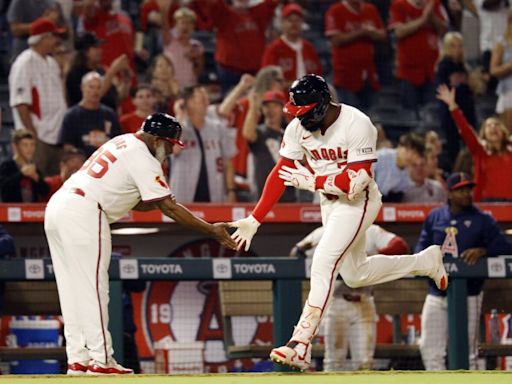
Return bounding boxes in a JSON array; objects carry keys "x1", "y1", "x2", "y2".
[
  {"x1": 291, "y1": 224, "x2": 409, "y2": 371},
  {"x1": 229, "y1": 74, "x2": 448, "y2": 371},
  {"x1": 417, "y1": 172, "x2": 512, "y2": 370},
  {"x1": 44, "y1": 113, "x2": 236, "y2": 375}
]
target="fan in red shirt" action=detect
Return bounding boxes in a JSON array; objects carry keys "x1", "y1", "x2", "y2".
[
  {"x1": 437, "y1": 84, "x2": 512, "y2": 202},
  {"x1": 120, "y1": 84, "x2": 155, "y2": 134},
  {"x1": 262, "y1": 4, "x2": 322, "y2": 84},
  {"x1": 139, "y1": 0, "x2": 180, "y2": 32},
  {"x1": 206, "y1": 0, "x2": 279, "y2": 95},
  {"x1": 44, "y1": 150, "x2": 86, "y2": 201},
  {"x1": 389, "y1": 0, "x2": 447, "y2": 112},
  {"x1": 325, "y1": 0, "x2": 386, "y2": 111},
  {"x1": 82, "y1": 0, "x2": 136, "y2": 72}
]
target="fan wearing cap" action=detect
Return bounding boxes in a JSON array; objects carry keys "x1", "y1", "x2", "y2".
[
  {"x1": 262, "y1": 4, "x2": 322, "y2": 83},
  {"x1": 416, "y1": 172, "x2": 512, "y2": 370},
  {"x1": 65, "y1": 32, "x2": 131, "y2": 110},
  {"x1": 229, "y1": 74, "x2": 448, "y2": 371},
  {"x1": 242, "y1": 90, "x2": 295, "y2": 201},
  {"x1": 8, "y1": 16, "x2": 68, "y2": 176},
  {"x1": 45, "y1": 112, "x2": 237, "y2": 375}
]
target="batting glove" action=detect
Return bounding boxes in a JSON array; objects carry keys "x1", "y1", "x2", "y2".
[
  {"x1": 346, "y1": 168, "x2": 371, "y2": 200},
  {"x1": 229, "y1": 215, "x2": 261, "y2": 251},
  {"x1": 278, "y1": 160, "x2": 316, "y2": 192}
]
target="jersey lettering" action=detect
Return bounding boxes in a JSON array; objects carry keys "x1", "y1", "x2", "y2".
[
  {"x1": 111, "y1": 136, "x2": 127, "y2": 150},
  {"x1": 81, "y1": 148, "x2": 118, "y2": 179},
  {"x1": 310, "y1": 147, "x2": 348, "y2": 162}
]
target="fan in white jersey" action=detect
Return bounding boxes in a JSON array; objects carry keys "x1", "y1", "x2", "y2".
[
  {"x1": 228, "y1": 74, "x2": 448, "y2": 371},
  {"x1": 44, "y1": 113, "x2": 236, "y2": 376},
  {"x1": 291, "y1": 225, "x2": 409, "y2": 371}
]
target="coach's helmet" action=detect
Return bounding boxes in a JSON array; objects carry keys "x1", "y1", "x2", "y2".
[
  {"x1": 142, "y1": 113, "x2": 184, "y2": 147},
  {"x1": 284, "y1": 74, "x2": 332, "y2": 132}
]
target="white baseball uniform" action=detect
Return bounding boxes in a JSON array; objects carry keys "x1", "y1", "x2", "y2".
[
  {"x1": 279, "y1": 104, "x2": 441, "y2": 343},
  {"x1": 298, "y1": 225, "x2": 398, "y2": 371},
  {"x1": 44, "y1": 133, "x2": 171, "y2": 365}
]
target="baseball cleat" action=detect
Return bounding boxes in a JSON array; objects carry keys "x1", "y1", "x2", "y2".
[
  {"x1": 427, "y1": 245, "x2": 448, "y2": 291},
  {"x1": 67, "y1": 361, "x2": 89, "y2": 375},
  {"x1": 270, "y1": 340, "x2": 311, "y2": 372},
  {"x1": 87, "y1": 358, "x2": 134, "y2": 375}
]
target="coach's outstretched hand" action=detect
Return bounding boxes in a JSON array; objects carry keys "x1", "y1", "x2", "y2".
[
  {"x1": 229, "y1": 215, "x2": 261, "y2": 251},
  {"x1": 211, "y1": 223, "x2": 238, "y2": 250}
]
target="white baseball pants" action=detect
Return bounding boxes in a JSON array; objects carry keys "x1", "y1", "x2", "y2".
[
  {"x1": 419, "y1": 293, "x2": 483, "y2": 370},
  {"x1": 45, "y1": 190, "x2": 113, "y2": 365},
  {"x1": 323, "y1": 288, "x2": 376, "y2": 371}
]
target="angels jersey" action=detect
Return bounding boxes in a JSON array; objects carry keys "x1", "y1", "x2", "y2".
[
  {"x1": 62, "y1": 133, "x2": 171, "y2": 223},
  {"x1": 279, "y1": 104, "x2": 377, "y2": 176}
]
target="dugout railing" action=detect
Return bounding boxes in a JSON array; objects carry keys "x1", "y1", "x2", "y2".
[{"x1": 1, "y1": 255, "x2": 512, "y2": 371}]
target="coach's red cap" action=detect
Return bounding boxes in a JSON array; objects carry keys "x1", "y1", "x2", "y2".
[
  {"x1": 447, "y1": 172, "x2": 476, "y2": 191},
  {"x1": 28, "y1": 17, "x2": 66, "y2": 45},
  {"x1": 282, "y1": 4, "x2": 304, "y2": 18},
  {"x1": 262, "y1": 91, "x2": 287, "y2": 105}
]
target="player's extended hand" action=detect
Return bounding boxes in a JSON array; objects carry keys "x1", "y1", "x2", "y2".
[
  {"x1": 460, "y1": 247, "x2": 486, "y2": 266},
  {"x1": 210, "y1": 223, "x2": 238, "y2": 250},
  {"x1": 228, "y1": 215, "x2": 261, "y2": 251},
  {"x1": 278, "y1": 160, "x2": 316, "y2": 192}
]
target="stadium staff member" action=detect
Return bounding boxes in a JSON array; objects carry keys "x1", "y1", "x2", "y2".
[
  {"x1": 417, "y1": 172, "x2": 512, "y2": 370},
  {"x1": 45, "y1": 113, "x2": 236, "y2": 375}
]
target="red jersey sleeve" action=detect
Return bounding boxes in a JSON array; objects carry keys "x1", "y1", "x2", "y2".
[
  {"x1": 389, "y1": 0, "x2": 407, "y2": 28},
  {"x1": 451, "y1": 108, "x2": 485, "y2": 156}
]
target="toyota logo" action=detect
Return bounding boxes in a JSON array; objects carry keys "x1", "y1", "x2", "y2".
[
  {"x1": 28, "y1": 264, "x2": 41, "y2": 274},
  {"x1": 122, "y1": 264, "x2": 136, "y2": 274},
  {"x1": 216, "y1": 263, "x2": 228, "y2": 274}
]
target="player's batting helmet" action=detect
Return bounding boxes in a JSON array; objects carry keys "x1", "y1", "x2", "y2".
[
  {"x1": 284, "y1": 74, "x2": 332, "y2": 132},
  {"x1": 142, "y1": 113, "x2": 184, "y2": 147}
]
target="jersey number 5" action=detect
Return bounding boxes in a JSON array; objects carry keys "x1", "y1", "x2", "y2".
[{"x1": 81, "y1": 148, "x2": 118, "y2": 179}]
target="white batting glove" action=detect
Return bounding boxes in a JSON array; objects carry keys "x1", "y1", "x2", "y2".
[
  {"x1": 278, "y1": 160, "x2": 316, "y2": 192},
  {"x1": 229, "y1": 214, "x2": 261, "y2": 251},
  {"x1": 346, "y1": 168, "x2": 371, "y2": 200}
]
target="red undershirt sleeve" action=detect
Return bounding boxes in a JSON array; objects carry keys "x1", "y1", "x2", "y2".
[
  {"x1": 252, "y1": 157, "x2": 295, "y2": 223},
  {"x1": 314, "y1": 161, "x2": 374, "y2": 193},
  {"x1": 378, "y1": 236, "x2": 410, "y2": 255}
]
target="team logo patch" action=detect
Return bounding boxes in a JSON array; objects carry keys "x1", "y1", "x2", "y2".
[
  {"x1": 17, "y1": 87, "x2": 24, "y2": 95},
  {"x1": 356, "y1": 147, "x2": 373, "y2": 155},
  {"x1": 464, "y1": 220, "x2": 472, "y2": 228},
  {"x1": 289, "y1": 92, "x2": 295, "y2": 104},
  {"x1": 155, "y1": 175, "x2": 168, "y2": 189}
]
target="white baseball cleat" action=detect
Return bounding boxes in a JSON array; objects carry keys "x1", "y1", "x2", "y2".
[
  {"x1": 270, "y1": 340, "x2": 311, "y2": 371},
  {"x1": 86, "y1": 358, "x2": 134, "y2": 375},
  {"x1": 66, "y1": 361, "x2": 89, "y2": 376},
  {"x1": 426, "y1": 245, "x2": 448, "y2": 291}
]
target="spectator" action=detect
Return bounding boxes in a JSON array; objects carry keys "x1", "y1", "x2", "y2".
[
  {"x1": 161, "y1": 6, "x2": 204, "y2": 91},
  {"x1": 437, "y1": 84, "x2": 512, "y2": 201},
  {"x1": 389, "y1": 0, "x2": 447, "y2": 115},
  {"x1": 402, "y1": 154, "x2": 447, "y2": 202},
  {"x1": 7, "y1": 0, "x2": 67, "y2": 60},
  {"x1": 290, "y1": 224, "x2": 409, "y2": 371},
  {"x1": 206, "y1": 0, "x2": 279, "y2": 95},
  {"x1": 0, "y1": 130, "x2": 48, "y2": 202},
  {"x1": 374, "y1": 132, "x2": 425, "y2": 202},
  {"x1": 417, "y1": 172, "x2": 512, "y2": 370},
  {"x1": 243, "y1": 90, "x2": 295, "y2": 202},
  {"x1": 8, "y1": 17, "x2": 67, "y2": 177},
  {"x1": 491, "y1": 12, "x2": 512, "y2": 133},
  {"x1": 44, "y1": 150, "x2": 86, "y2": 200},
  {"x1": 59, "y1": 71, "x2": 122, "y2": 156},
  {"x1": 120, "y1": 84, "x2": 155, "y2": 134},
  {"x1": 262, "y1": 3, "x2": 322, "y2": 84},
  {"x1": 170, "y1": 85, "x2": 237, "y2": 203},
  {"x1": 139, "y1": 0, "x2": 180, "y2": 57},
  {"x1": 222, "y1": 66, "x2": 285, "y2": 201},
  {"x1": 52, "y1": 41, "x2": 72, "y2": 81},
  {"x1": 146, "y1": 54, "x2": 180, "y2": 115},
  {"x1": 436, "y1": 31, "x2": 477, "y2": 168},
  {"x1": 0, "y1": 225, "x2": 15, "y2": 257},
  {"x1": 66, "y1": 32, "x2": 131, "y2": 110},
  {"x1": 476, "y1": 0, "x2": 509, "y2": 95},
  {"x1": 325, "y1": 0, "x2": 386, "y2": 111},
  {"x1": 81, "y1": 0, "x2": 136, "y2": 72}
]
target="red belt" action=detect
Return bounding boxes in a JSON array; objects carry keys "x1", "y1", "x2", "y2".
[
  {"x1": 342, "y1": 294, "x2": 362, "y2": 302},
  {"x1": 70, "y1": 188, "x2": 85, "y2": 197},
  {"x1": 323, "y1": 193, "x2": 339, "y2": 201}
]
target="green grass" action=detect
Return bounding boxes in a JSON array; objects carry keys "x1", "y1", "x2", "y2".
[{"x1": 3, "y1": 372, "x2": 512, "y2": 384}]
